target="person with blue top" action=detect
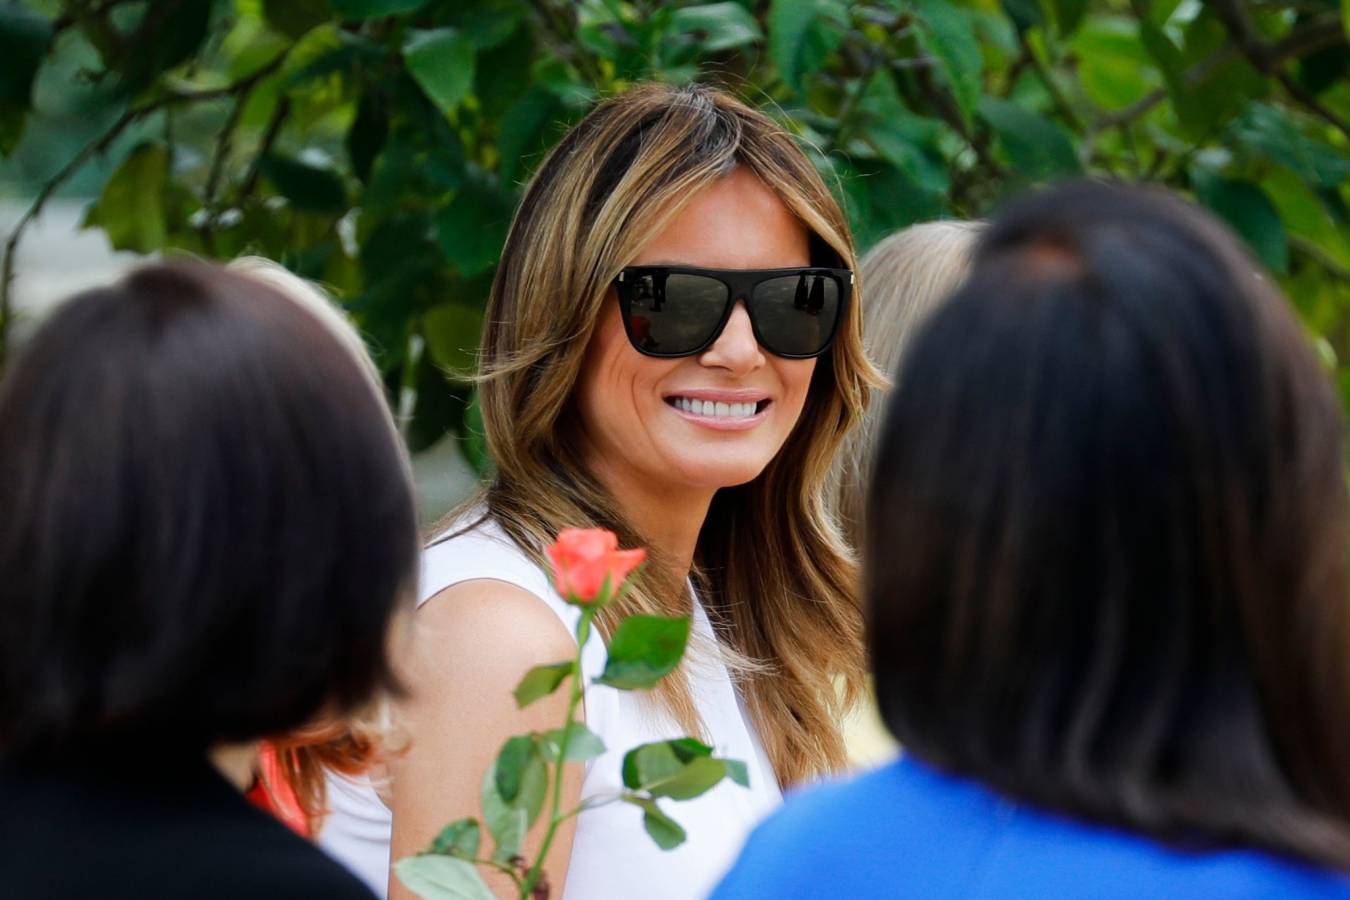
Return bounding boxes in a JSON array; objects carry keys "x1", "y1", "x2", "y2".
[{"x1": 713, "y1": 181, "x2": 1350, "y2": 899}]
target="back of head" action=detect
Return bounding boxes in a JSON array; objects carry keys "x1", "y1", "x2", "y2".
[
  {"x1": 867, "y1": 180, "x2": 1350, "y2": 866},
  {"x1": 0, "y1": 260, "x2": 418, "y2": 761}
]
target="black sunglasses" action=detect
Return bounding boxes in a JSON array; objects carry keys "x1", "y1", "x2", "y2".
[{"x1": 614, "y1": 265, "x2": 852, "y2": 359}]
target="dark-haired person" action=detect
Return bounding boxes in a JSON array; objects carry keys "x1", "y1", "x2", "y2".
[
  {"x1": 713, "y1": 181, "x2": 1350, "y2": 898},
  {"x1": 0, "y1": 260, "x2": 418, "y2": 899}
]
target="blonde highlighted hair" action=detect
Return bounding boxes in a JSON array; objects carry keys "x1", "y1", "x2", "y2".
[
  {"x1": 442, "y1": 82, "x2": 882, "y2": 786},
  {"x1": 829, "y1": 221, "x2": 983, "y2": 549}
]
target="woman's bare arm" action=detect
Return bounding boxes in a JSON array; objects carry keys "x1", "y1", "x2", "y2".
[{"x1": 387, "y1": 580, "x2": 583, "y2": 899}]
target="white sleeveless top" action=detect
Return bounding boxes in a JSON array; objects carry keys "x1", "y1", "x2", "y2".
[{"x1": 318, "y1": 515, "x2": 782, "y2": 899}]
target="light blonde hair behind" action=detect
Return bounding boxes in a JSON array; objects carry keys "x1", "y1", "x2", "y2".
[
  {"x1": 440, "y1": 83, "x2": 883, "y2": 786},
  {"x1": 829, "y1": 221, "x2": 982, "y2": 549},
  {"x1": 227, "y1": 257, "x2": 410, "y2": 832}
]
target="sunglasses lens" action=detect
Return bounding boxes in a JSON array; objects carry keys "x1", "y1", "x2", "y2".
[
  {"x1": 750, "y1": 273, "x2": 841, "y2": 356},
  {"x1": 625, "y1": 273, "x2": 729, "y2": 355}
]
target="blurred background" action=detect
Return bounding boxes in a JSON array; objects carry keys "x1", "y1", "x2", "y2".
[{"x1": 1, "y1": 1, "x2": 1347, "y2": 758}]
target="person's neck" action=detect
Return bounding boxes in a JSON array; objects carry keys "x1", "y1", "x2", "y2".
[
  {"x1": 591, "y1": 462, "x2": 712, "y2": 578},
  {"x1": 208, "y1": 741, "x2": 259, "y2": 791}
]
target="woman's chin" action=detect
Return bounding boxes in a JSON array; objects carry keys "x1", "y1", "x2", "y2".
[{"x1": 668, "y1": 458, "x2": 773, "y2": 491}]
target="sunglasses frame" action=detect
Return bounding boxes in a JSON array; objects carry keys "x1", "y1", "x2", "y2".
[{"x1": 613, "y1": 265, "x2": 853, "y2": 360}]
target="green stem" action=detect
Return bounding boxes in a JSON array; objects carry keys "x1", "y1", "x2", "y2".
[{"x1": 521, "y1": 606, "x2": 594, "y2": 897}]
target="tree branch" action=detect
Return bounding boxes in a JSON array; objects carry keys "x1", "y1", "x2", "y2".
[
  {"x1": 51, "y1": 0, "x2": 139, "y2": 37},
  {"x1": 1206, "y1": 3, "x2": 1350, "y2": 141},
  {"x1": 0, "y1": 52, "x2": 290, "y2": 368},
  {"x1": 239, "y1": 96, "x2": 292, "y2": 201},
  {"x1": 1018, "y1": 30, "x2": 1085, "y2": 133},
  {"x1": 1086, "y1": 13, "x2": 1345, "y2": 136},
  {"x1": 1277, "y1": 72, "x2": 1350, "y2": 144}
]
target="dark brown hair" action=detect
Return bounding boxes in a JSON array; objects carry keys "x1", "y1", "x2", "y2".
[
  {"x1": 0, "y1": 260, "x2": 418, "y2": 759},
  {"x1": 867, "y1": 180, "x2": 1350, "y2": 867}
]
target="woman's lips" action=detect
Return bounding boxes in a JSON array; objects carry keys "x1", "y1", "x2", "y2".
[{"x1": 664, "y1": 393, "x2": 771, "y2": 431}]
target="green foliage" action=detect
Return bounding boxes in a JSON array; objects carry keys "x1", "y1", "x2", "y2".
[{"x1": 3, "y1": 0, "x2": 1349, "y2": 437}]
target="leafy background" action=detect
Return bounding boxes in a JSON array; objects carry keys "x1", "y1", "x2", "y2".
[{"x1": 2, "y1": 0, "x2": 1348, "y2": 476}]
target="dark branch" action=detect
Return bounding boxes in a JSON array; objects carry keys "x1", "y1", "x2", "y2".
[
  {"x1": 1088, "y1": 13, "x2": 1345, "y2": 135},
  {"x1": 0, "y1": 51, "x2": 290, "y2": 367}
]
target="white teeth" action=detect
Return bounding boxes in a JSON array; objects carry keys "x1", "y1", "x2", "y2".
[{"x1": 672, "y1": 397, "x2": 759, "y2": 419}]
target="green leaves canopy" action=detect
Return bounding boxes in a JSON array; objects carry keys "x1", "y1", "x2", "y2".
[{"x1": 3, "y1": 0, "x2": 1349, "y2": 428}]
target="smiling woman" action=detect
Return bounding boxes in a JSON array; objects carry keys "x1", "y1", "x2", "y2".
[{"x1": 317, "y1": 83, "x2": 881, "y2": 900}]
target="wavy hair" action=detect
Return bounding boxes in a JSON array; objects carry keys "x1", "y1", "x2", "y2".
[{"x1": 443, "y1": 82, "x2": 879, "y2": 785}]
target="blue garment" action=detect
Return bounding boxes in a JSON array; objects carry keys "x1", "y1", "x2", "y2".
[{"x1": 712, "y1": 755, "x2": 1350, "y2": 899}]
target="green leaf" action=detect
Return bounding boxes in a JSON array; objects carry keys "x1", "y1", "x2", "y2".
[
  {"x1": 769, "y1": 0, "x2": 846, "y2": 93},
  {"x1": 429, "y1": 818, "x2": 481, "y2": 859},
  {"x1": 1192, "y1": 171, "x2": 1288, "y2": 274},
  {"x1": 1050, "y1": 0, "x2": 1088, "y2": 35},
  {"x1": 648, "y1": 756, "x2": 733, "y2": 801},
  {"x1": 842, "y1": 159, "x2": 946, "y2": 253},
  {"x1": 497, "y1": 89, "x2": 565, "y2": 183},
  {"x1": 1070, "y1": 19, "x2": 1159, "y2": 111},
  {"x1": 424, "y1": 302, "x2": 485, "y2": 376},
  {"x1": 622, "y1": 738, "x2": 714, "y2": 788},
  {"x1": 977, "y1": 96, "x2": 1081, "y2": 181},
  {"x1": 596, "y1": 615, "x2": 690, "y2": 690},
  {"x1": 670, "y1": 3, "x2": 763, "y2": 52},
  {"x1": 511, "y1": 661, "x2": 573, "y2": 709},
  {"x1": 1231, "y1": 103, "x2": 1350, "y2": 190},
  {"x1": 435, "y1": 176, "x2": 514, "y2": 278},
  {"x1": 622, "y1": 795, "x2": 687, "y2": 850},
  {"x1": 332, "y1": 0, "x2": 430, "y2": 18},
  {"x1": 1173, "y1": 11, "x2": 1265, "y2": 137},
  {"x1": 725, "y1": 759, "x2": 750, "y2": 788},
  {"x1": 405, "y1": 28, "x2": 476, "y2": 116},
  {"x1": 0, "y1": 5, "x2": 52, "y2": 140},
  {"x1": 82, "y1": 142, "x2": 169, "y2": 254},
  {"x1": 118, "y1": 0, "x2": 212, "y2": 93},
  {"x1": 491, "y1": 735, "x2": 548, "y2": 828},
  {"x1": 395, "y1": 855, "x2": 495, "y2": 900},
  {"x1": 493, "y1": 735, "x2": 536, "y2": 804},
  {"x1": 263, "y1": 0, "x2": 332, "y2": 39},
  {"x1": 475, "y1": 25, "x2": 535, "y2": 119},
  {"x1": 622, "y1": 742, "x2": 685, "y2": 791},
  {"x1": 259, "y1": 155, "x2": 347, "y2": 213},
  {"x1": 911, "y1": 0, "x2": 982, "y2": 129},
  {"x1": 856, "y1": 72, "x2": 949, "y2": 195},
  {"x1": 480, "y1": 766, "x2": 527, "y2": 863},
  {"x1": 287, "y1": 33, "x2": 387, "y2": 88},
  {"x1": 1138, "y1": 15, "x2": 1201, "y2": 132},
  {"x1": 540, "y1": 724, "x2": 607, "y2": 763},
  {"x1": 445, "y1": 0, "x2": 528, "y2": 50}
]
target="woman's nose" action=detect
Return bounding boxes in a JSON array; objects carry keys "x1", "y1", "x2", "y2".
[{"x1": 699, "y1": 301, "x2": 764, "y2": 375}]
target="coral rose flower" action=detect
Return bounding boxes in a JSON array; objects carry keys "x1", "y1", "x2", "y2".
[{"x1": 546, "y1": 528, "x2": 646, "y2": 605}]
